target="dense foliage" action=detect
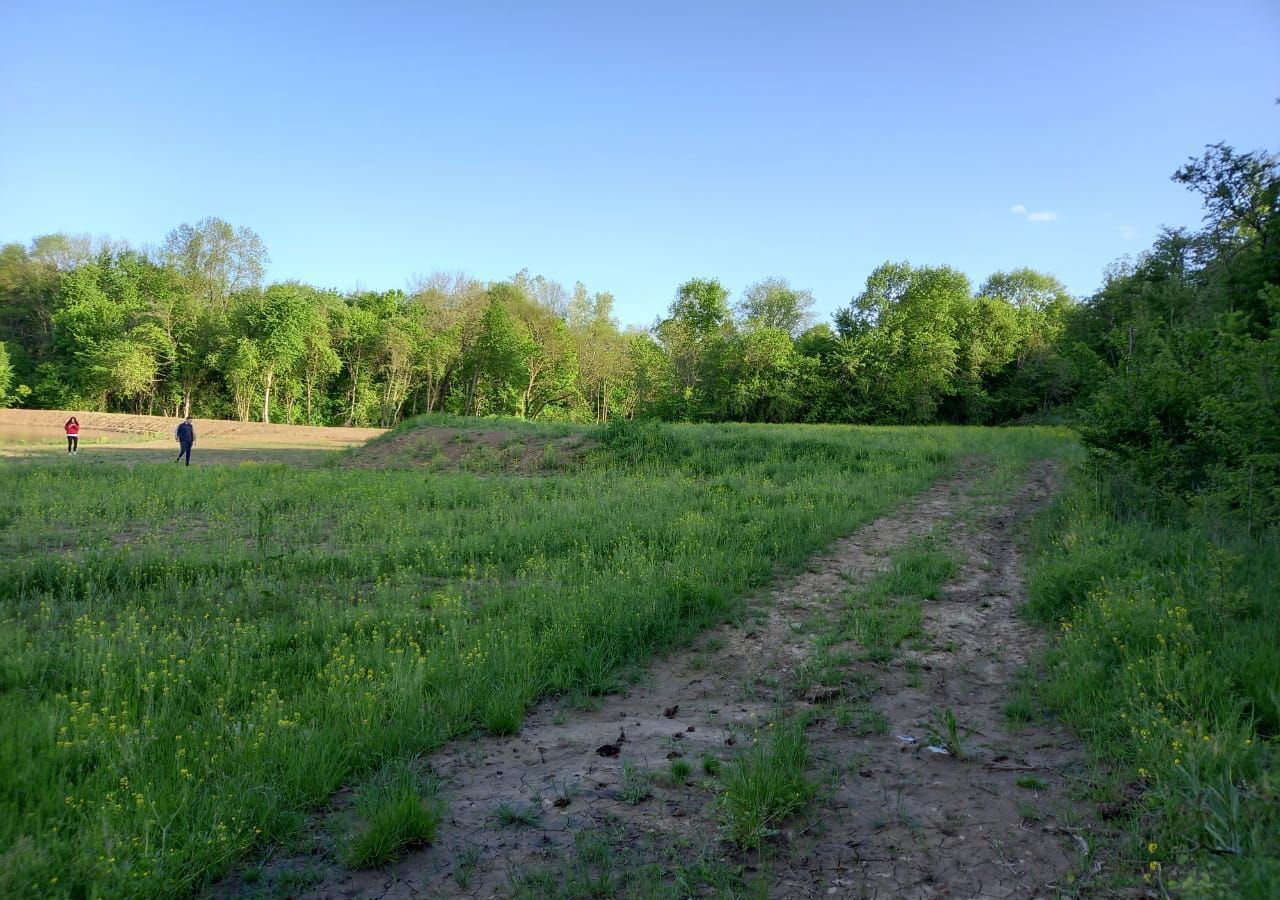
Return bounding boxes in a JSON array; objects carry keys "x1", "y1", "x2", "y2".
[
  {"x1": 1068, "y1": 143, "x2": 1279, "y2": 524},
  {"x1": 0, "y1": 221, "x2": 1071, "y2": 429},
  {"x1": 1018, "y1": 144, "x2": 1279, "y2": 895}
]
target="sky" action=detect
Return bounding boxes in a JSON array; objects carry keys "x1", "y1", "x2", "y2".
[{"x1": 2, "y1": 1, "x2": 1277, "y2": 328}]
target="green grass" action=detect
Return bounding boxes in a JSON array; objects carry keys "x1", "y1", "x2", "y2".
[
  {"x1": 0, "y1": 420, "x2": 1074, "y2": 897},
  {"x1": 1026, "y1": 463, "x2": 1279, "y2": 897},
  {"x1": 839, "y1": 544, "x2": 956, "y2": 662},
  {"x1": 620, "y1": 762, "x2": 654, "y2": 805},
  {"x1": 717, "y1": 719, "x2": 815, "y2": 849},
  {"x1": 338, "y1": 759, "x2": 443, "y2": 868},
  {"x1": 493, "y1": 801, "x2": 542, "y2": 828}
]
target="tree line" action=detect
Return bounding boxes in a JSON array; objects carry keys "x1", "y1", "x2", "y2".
[
  {"x1": 0, "y1": 230, "x2": 1076, "y2": 428},
  {"x1": 1, "y1": 142, "x2": 1275, "y2": 517}
]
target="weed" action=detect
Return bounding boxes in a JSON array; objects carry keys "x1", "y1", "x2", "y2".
[
  {"x1": 718, "y1": 720, "x2": 814, "y2": 849},
  {"x1": 338, "y1": 760, "x2": 444, "y2": 868},
  {"x1": 1026, "y1": 464, "x2": 1280, "y2": 893},
  {"x1": 620, "y1": 763, "x2": 654, "y2": 804},
  {"x1": 493, "y1": 801, "x2": 542, "y2": 828},
  {"x1": 1016, "y1": 775, "x2": 1047, "y2": 790},
  {"x1": 923, "y1": 707, "x2": 972, "y2": 758},
  {"x1": 452, "y1": 843, "x2": 481, "y2": 888},
  {"x1": 835, "y1": 703, "x2": 890, "y2": 736}
]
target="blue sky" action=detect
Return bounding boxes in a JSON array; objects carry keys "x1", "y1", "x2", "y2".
[{"x1": 2, "y1": 1, "x2": 1277, "y2": 327}]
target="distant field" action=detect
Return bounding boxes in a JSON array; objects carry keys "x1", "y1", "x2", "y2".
[
  {"x1": 0, "y1": 417, "x2": 1077, "y2": 897},
  {"x1": 0, "y1": 410, "x2": 384, "y2": 467}
]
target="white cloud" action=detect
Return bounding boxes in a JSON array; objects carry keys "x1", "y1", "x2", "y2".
[
  {"x1": 1120, "y1": 225, "x2": 1135, "y2": 239},
  {"x1": 1009, "y1": 204, "x2": 1057, "y2": 223}
]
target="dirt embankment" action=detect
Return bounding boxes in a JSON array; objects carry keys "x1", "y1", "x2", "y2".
[
  {"x1": 346, "y1": 427, "x2": 594, "y2": 473},
  {"x1": 0, "y1": 409, "x2": 384, "y2": 446}
]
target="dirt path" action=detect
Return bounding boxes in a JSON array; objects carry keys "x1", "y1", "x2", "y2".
[
  {"x1": 782, "y1": 460, "x2": 1091, "y2": 898},
  {"x1": 228, "y1": 460, "x2": 1089, "y2": 898}
]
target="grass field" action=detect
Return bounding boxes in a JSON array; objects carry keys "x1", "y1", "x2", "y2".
[
  {"x1": 0, "y1": 417, "x2": 1072, "y2": 898},
  {"x1": 2, "y1": 416, "x2": 1273, "y2": 897}
]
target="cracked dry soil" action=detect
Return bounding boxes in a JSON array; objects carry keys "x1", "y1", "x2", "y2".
[{"x1": 234, "y1": 459, "x2": 1091, "y2": 899}]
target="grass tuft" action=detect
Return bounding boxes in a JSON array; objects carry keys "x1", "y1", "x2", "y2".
[
  {"x1": 338, "y1": 760, "x2": 444, "y2": 869},
  {"x1": 718, "y1": 720, "x2": 814, "y2": 849}
]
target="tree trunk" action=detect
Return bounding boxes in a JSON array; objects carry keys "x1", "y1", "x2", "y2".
[{"x1": 262, "y1": 370, "x2": 274, "y2": 423}]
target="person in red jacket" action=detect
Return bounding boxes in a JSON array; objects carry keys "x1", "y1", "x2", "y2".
[{"x1": 64, "y1": 416, "x2": 79, "y2": 455}]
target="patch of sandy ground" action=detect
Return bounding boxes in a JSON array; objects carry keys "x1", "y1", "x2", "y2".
[
  {"x1": 0, "y1": 409, "x2": 384, "y2": 446},
  {"x1": 217, "y1": 460, "x2": 1093, "y2": 899}
]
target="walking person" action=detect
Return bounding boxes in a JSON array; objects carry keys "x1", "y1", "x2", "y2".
[
  {"x1": 64, "y1": 416, "x2": 80, "y2": 454},
  {"x1": 175, "y1": 416, "x2": 195, "y2": 466}
]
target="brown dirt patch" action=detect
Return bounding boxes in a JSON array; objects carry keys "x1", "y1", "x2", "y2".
[
  {"x1": 0, "y1": 409, "x2": 384, "y2": 446},
  {"x1": 785, "y1": 460, "x2": 1094, "y2": 898}
]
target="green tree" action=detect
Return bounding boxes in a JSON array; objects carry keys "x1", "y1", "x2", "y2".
[
  {"x1": 723, "y1": 326, "x2": 804, "y2": 421},
  {"x1": 404, "y1": 272, "x2": 486, "y2": 415},
  {"x1": 509, "y1": 289, "x2": 579, "y2": 419},
  {"x1": 835, "y1": 262, "x2": 968, "y2": 422},
  {"x1": 737, "y1": 277, "x2": 816, "y2": 337},
  {"x1": 1074, "y1": 143, "x2": 1280, "y2": 521},
  {"x1": 162, "y1": 217, "x2": 268, "y2": 308},
  {"x1": 222, "y1": 337, "x2": 261, "y2": 423},
  {"x1": 623, "y1": 331, "x2": 675, "y2": 419},
  {"x1": 233, "y1": 284, "x2": 315, "y2": 423},
  {"x1": 569, "y1": 288, "x2": 629, "y2": 422},
  {"x1": 460, "y1": 288, "x2": 530, "y2": 416},
  {"x1": 332, "y1": 302, "x2": 381, "y2": 425},
  {"x1": 656, "y1": 278, "x2": 733, "y2": 417},
  {"x1": 298, "y1": 304, "x2": 342, "y2": 424},
  {"x1": 0, "y1": 341, "x2": 13, "y2": 407}
]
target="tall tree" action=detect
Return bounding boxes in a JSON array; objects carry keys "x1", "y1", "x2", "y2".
[
  {"x1": 737, "y1": 277, "x2": 816, "y2": 337},
  {"x1": 233, "y1": 284, "x2": 315, "y2": 423},
  {"x1": 298, "y1": 305, "x2": 342, "y2": 424},
  {"x1": 162, "y1": 217, "x2": 268, "y2": 308},
  {"x1": 836, "y1": 262, "x2": 969, "y2": 422},
  {"x1": 656, "y1": 278, "x2": 733, "y2": 416},
  {"x1": 460, "y1": 288, "x2": 531, "y2": 416}
]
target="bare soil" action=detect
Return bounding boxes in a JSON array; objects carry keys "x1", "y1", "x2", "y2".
[
  {"x1": 0, "y1": 409, "x2": 384, "y2": 445},
  {"x1": 219, "y1": 459, "x2": 1092, "y2": 899}
]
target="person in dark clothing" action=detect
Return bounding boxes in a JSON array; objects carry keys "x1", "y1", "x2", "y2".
[
  {"x1": 175, "y1": 417, "x2": 195, "y2": 465},
  {"x1": 65, "y1": 417, "x2": 80, "y2": 454}
]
